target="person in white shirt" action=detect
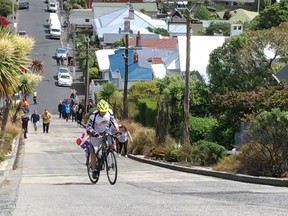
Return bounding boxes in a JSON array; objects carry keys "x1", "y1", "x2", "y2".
[
  {"x1": 86, "y1": 99, "x2": 119, "y2": 179},
  {"x1": 117, "y1": 124, "x2": 132, "y2": 157}
]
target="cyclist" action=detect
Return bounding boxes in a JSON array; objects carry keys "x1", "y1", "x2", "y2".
[{"x1": 86, "y1": 99, "x2": 119, "y2": 179}]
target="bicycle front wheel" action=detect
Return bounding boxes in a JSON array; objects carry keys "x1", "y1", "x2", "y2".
[
  {"x1": 87, "y1": 148, "x2": 100, "y2": 184},
  {"x1": 105, "y1": 149, "x2": 118, "y2": 185}
]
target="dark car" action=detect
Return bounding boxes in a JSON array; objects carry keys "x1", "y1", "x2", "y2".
[{"x1": 19, "y1": 2, "x2": 29, "y2": 10}]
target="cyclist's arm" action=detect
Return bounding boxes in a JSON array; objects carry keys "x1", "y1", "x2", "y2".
[
  {"x1": 86, "y1": 114, "x2": 96, "y2": 134},
  {"x1": 108, "y1": 110, "x2": 119, "y2": 131}
]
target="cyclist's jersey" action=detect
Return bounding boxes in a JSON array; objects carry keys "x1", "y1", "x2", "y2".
[{"x1": 86, "y1": 109, "x2": 118, "y2": 134}]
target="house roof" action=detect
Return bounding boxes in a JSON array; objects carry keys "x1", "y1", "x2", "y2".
[
  {"x1": 151, "y1": 62, "x2": 167, "y2": 79},
  {"x1": 92, "y1": 2, "x2": 158, "y2": 13},
  {"x1": 95, "y1": 49, "x2": 116, "y2": 71},
  {"x1": 94, "y1": 8, "x2": 167, "y2": 38},
  {"x1": 109, "y1": 49, "x2": 152, "y2": 80},
  {"x1": 275, "y1": 64, "x2": 288, "y2": 83},
  {"x1": 129, "y1": 38, "x2": 178, "y2": 49},
  {"x1": 177, "y1": 36, "x2": 228, "y2": 82},
  {"x1": 217, "y1": 8, "x2": 259, "y2": 23}
]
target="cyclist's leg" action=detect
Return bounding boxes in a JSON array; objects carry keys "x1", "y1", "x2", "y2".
[{"x1": 90, "y1": 137, "x2": 102, "y2": 170}]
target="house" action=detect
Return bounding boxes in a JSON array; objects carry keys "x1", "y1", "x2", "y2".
[
  {"x1": 109, "y1": 49, "x2": 153, "y2": 90},
  {"x1": 216, "y1": 8, "x2": 259, "y2": 23},
  {"x1": 92, "y1": 4, "x2": 167, "y2": 47},
  {"x1": 92, "y1": 2, "x2": 158, "y2": 19},
  {"x1": 176, "y1": 36, "x2": 228, "y2": 82},
  {"x1": 129, "y1": 37, "x2": 178, "y2": 78},
  {"x1": 70, "y1": 9, "x2": 93, "y2": 28}
]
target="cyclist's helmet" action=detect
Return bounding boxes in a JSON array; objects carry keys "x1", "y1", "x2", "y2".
[{"x1": 97, "y1": 99, "x2": 109, "y2": 112}]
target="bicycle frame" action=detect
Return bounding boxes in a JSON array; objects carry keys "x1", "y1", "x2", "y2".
[{"x1": 87, "y1": 130, "x2": 118, "y2": 185}]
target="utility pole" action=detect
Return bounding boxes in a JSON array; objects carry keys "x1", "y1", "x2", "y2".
[
  {"x1": 122, "y1": 34, "x2": 129, "y2": 119},
  {"x1": 183, "y1": 1, "x2": 193, "y2": 145},
  {"x1": 72, "y1": 29, "x2": 76, "y2": 79},
  {"x1": 84, "y1": 37, "x2": 90, "y2": 114}
]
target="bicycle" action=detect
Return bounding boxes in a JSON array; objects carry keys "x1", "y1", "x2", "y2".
[{"x1": 86, "y1": 130, "x2": 118, "y2": 185}]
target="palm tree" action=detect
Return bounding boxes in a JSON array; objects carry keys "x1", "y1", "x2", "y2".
[
  {"x1": 0, "y1": 26, "x2": 41, "y2": 151},
  {"x1": 100, "y1": 82, "x2": 117, "y2": 102}
]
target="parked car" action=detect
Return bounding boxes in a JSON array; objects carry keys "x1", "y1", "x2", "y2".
[
  {"x1": 18, "y1": 30, "x2": 27, "y2": 36},
  {"x1": 47, "y1": 1, "x2": 57, "y2": 12},
  {"x1": 57, "y1": 66, "x2": 70, "y2": 79},
  {"x1": 19, "y1": 2, "x2": 29, "y2": 10},
  {"x1": 55, "y1": 48, "x2": 68, "y2": 60},
  {"x1": 58, "y1": 74, "x2": 72, "y2": 87}
]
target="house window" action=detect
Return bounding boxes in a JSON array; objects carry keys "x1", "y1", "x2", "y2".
[{"x1": 85, "y1": 19, "x2": 89, "y2": 23}]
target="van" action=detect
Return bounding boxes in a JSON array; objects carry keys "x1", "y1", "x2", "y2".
[
  {"x1": 48, "y1": 13, "x2": 58, "y2": 27},
  {"x1": 50, "y1": 22, "x2": 61, "y2": 39}
]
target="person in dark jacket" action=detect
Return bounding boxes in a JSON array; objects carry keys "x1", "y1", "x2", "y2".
[
  {"x1": 30, "y1": 110, "x2": 40, "y2": 133},
  {"x1": 22, "y1": 113, "x2": 30, "y2": 139},
  {"x1": 58, "y1": 101, "x2": 63, "y2": 118}
]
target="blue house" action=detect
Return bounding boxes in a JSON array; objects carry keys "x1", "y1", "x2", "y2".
[{"x1": 108, "y1": 48, "x2": 153, "y2": 90}]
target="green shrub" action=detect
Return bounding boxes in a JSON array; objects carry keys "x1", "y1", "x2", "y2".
[
  {"x1": 0, "y1": 151, "x2": 5, "y2": 162},
  {"x1": 189, "y1": 116, "x2": 217, "y2": 142},
  {"x1": 4, "y1": 133, "x2": 12, "y2": 145},
  {"x1": 166, "y1": 149, "x2": 182, "y2": 162},
  {"x1": 138, "y1": 99, "x2": 157, "y2": 127},
  {"x1": 236, "y1": 108, "x2": 288, "y2": 177},
  {"x1": 192, "y1": 140, "x2": 227, "y2": 166}
]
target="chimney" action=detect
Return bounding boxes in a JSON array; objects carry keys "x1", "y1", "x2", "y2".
[
  {"x1": 124, "y1": 20, "x2": 130, "y2": 32},
  {"x1": 136, "y1": 31, "x2": 141, "y2": 47},
  {"x1": 129, "y1": 8, "x2": 134, "y2": 19}
]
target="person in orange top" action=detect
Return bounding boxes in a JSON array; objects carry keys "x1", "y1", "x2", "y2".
[{"x1": 41, "y1": 109, "x2": 52, "y2": 133}]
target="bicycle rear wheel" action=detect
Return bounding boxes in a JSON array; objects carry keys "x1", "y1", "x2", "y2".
[
  {"x1": 87, "y1": 149, "x2": 100, "y2": 184},
  {"x1": 105, "y1": 149, "x2": 117, "y2": 185}
]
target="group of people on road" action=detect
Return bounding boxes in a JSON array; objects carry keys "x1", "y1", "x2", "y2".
[{"x1": 21, "y1": 109, "x2": 52, "y2": 139}]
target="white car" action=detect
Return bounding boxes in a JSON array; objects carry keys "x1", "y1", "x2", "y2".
[
  {"x1": 58, "y1": 74, "x2": 72, "y2": 87},
  {"x1": 57, "y1": 66, "x2": 70, "y2": 79},
  {"x1": 55, "y1": 48, "x2": 68, "y2": 60}
]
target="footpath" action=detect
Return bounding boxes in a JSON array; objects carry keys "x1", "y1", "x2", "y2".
[{"x1": 1, "y1": 117, "x2": 288, "y2": 188}]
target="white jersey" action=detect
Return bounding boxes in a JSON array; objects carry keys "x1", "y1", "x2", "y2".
[{"x1": 86, "y1": 109, "x2": 118, "y2": 133}]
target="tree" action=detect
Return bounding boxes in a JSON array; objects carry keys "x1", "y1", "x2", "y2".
[
  {"x1": 205, "y1": 22, "x2": 231, "y2": 36},
  {"x1": 223, "y1": 10, "x2": 231, "y2": 20},
  {"x1": 208, "y1": 23, "x2": 288, "y2": 95},
  {"x1": 0, "y1": 27, "x2": 41, "y2": 151},
  {"x1": 0, "y1": 0, "x2": 12, "y2": 17},
  {"x1": 194, "y1": 6, "x2": 210, "y2": 20},
  {"x1": 128, "y1": 80, "x2": 159, "y2": 103},
  {"x1": 250, "y1": 0, "x2": 288, "y2": 30},
  {"x1": 0, "y1": 16, "x2": 9, "y2": 27},
  {"x1": 100, "y1": 82, "x2": 117, "y2": 102},
  {"x1": 237, "y1": 109, "x2": 288, "y2": 177},
  {"x1": 110, "y1": 37, "x2": 125, "y2": 48}
]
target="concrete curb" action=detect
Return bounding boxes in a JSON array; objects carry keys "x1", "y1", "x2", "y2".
[
  {"x1": 0, "y1": 136, "x2": 21, "y2": 188},
  {"x1": 128, "y1": 154, "x2": 288, "y2": 187}
]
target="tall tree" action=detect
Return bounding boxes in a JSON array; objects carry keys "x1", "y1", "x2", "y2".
[
  {"x1": 250, "y1": 0, "x2": 288, "y2": 30},
  {"x1": 208, "y1": 23, "x2": 288, "y2": 95},
  {"x1": 0, "y1": 0, "x2": 12, "y2": 17}
]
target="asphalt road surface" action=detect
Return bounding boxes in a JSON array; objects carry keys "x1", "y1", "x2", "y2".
[{"x1": 1, "y1": 117, "x2": 288, "y2": 216}]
